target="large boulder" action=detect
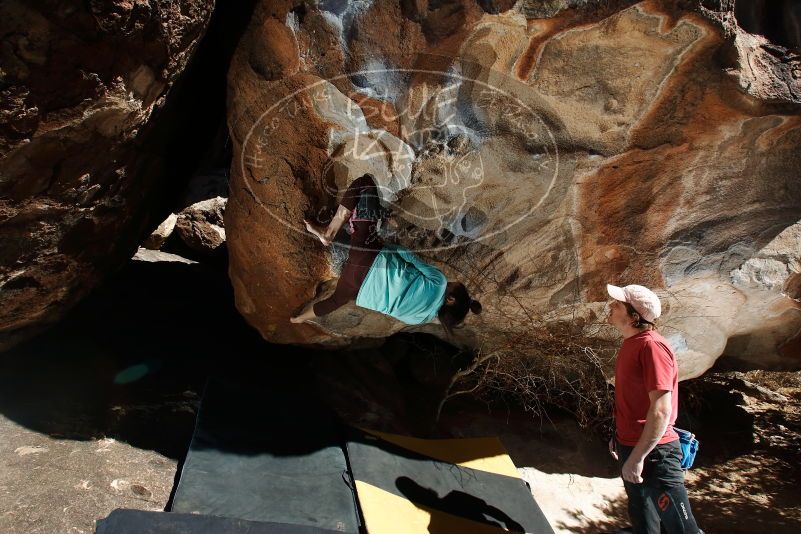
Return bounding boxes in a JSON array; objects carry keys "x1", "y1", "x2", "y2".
[
  {"x1": 0, "y1": 0, "x2": 216, "y2": 350},
  {"x1": 225, "y1": 0, "x2": 801, "y2": 377}
]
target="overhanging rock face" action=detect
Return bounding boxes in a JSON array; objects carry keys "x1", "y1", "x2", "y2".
[
  {"x1": 226, "y1": 0, "x2": 801, "y2": 377},
  {"x1": 0, "y1": 0, "x2": 216, "y2": 350}
]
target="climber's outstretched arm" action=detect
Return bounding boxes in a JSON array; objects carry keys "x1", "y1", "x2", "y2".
[
  {"x1": 304, "y1": 205, "x2": 352, "y2": 247},
  {"x1": 325, "y1": 204, "x2": 352, "y2": 241}
]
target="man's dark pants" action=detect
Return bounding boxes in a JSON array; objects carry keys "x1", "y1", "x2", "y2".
[{"x1": 616, "y1": 439, "x2": 701, "y2": 533}]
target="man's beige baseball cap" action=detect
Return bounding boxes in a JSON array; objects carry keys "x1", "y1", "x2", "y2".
[{"x1": 606, "y1": 283, "x2": 662, "y2": 323}]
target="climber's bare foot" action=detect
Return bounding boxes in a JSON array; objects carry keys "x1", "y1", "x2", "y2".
[{"x1": 304, "y1": 219, "x2": 331, "y2": 246}]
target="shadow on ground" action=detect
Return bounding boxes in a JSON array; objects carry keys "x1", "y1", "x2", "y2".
[{"x1": 0, "y1": 255, "x2": 275, "y2": 459}]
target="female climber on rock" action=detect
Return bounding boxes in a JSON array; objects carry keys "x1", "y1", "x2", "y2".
[{"x1": 289, "y1": 173, "x2": 482, "y2": 334}]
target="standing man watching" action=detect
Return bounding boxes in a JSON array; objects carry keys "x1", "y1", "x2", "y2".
[{"x1": 606, "y1": 283, "x2": 703, "y2": 534}]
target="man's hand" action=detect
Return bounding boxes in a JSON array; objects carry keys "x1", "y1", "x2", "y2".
[
  {"x1": 621, "y1": 454, "x2": 644, "y2": 484},
  {"x1": 608, "y1": 438, "x2": 618, "y2": 461},
  {"x1": 621, "y1": 389, "x2": 672, "y2": 484}
]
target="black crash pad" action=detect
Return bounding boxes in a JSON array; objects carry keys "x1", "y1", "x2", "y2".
[
  {"x1": 95, "y1": 508, "x2": 349, "y2": 533},
  {"x1": 346, "y1": 428, "x2": 554, "y2": 534},
  {"x1": 169, "y1": 375, "x2": 360, "y2": 533}
]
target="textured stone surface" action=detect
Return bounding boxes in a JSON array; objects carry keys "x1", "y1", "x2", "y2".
[
  {"x1": 144, "y1": 165, "x2": 230, "y2": 253},
  {"x1": 175, "y1": 196, "x2": 227, "y2": 253},
  {"x1": 142, "y1": 213, "x2": 179, "y2": 250},
  {"x1": 0, "y1": 0, "x2": 216, "y2": 351},
  {"x1": 133, "y1": 246, "x2": 199, "y2": 264},
  {"x1": 226, "y1": 0, "x2": 801, "y2": 376}
]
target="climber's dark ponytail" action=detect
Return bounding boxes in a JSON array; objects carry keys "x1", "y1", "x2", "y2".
[
  {"x1": 439, "y1": 282, "x2": 481, "y2": 337},
  {"x1": 469, "y1": 298, "x2": 482, "y2": 315}
]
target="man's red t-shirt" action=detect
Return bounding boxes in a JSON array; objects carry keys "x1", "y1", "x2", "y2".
[{"x1": 614, "y1": 329, "x2": 679, "y2": 446}]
